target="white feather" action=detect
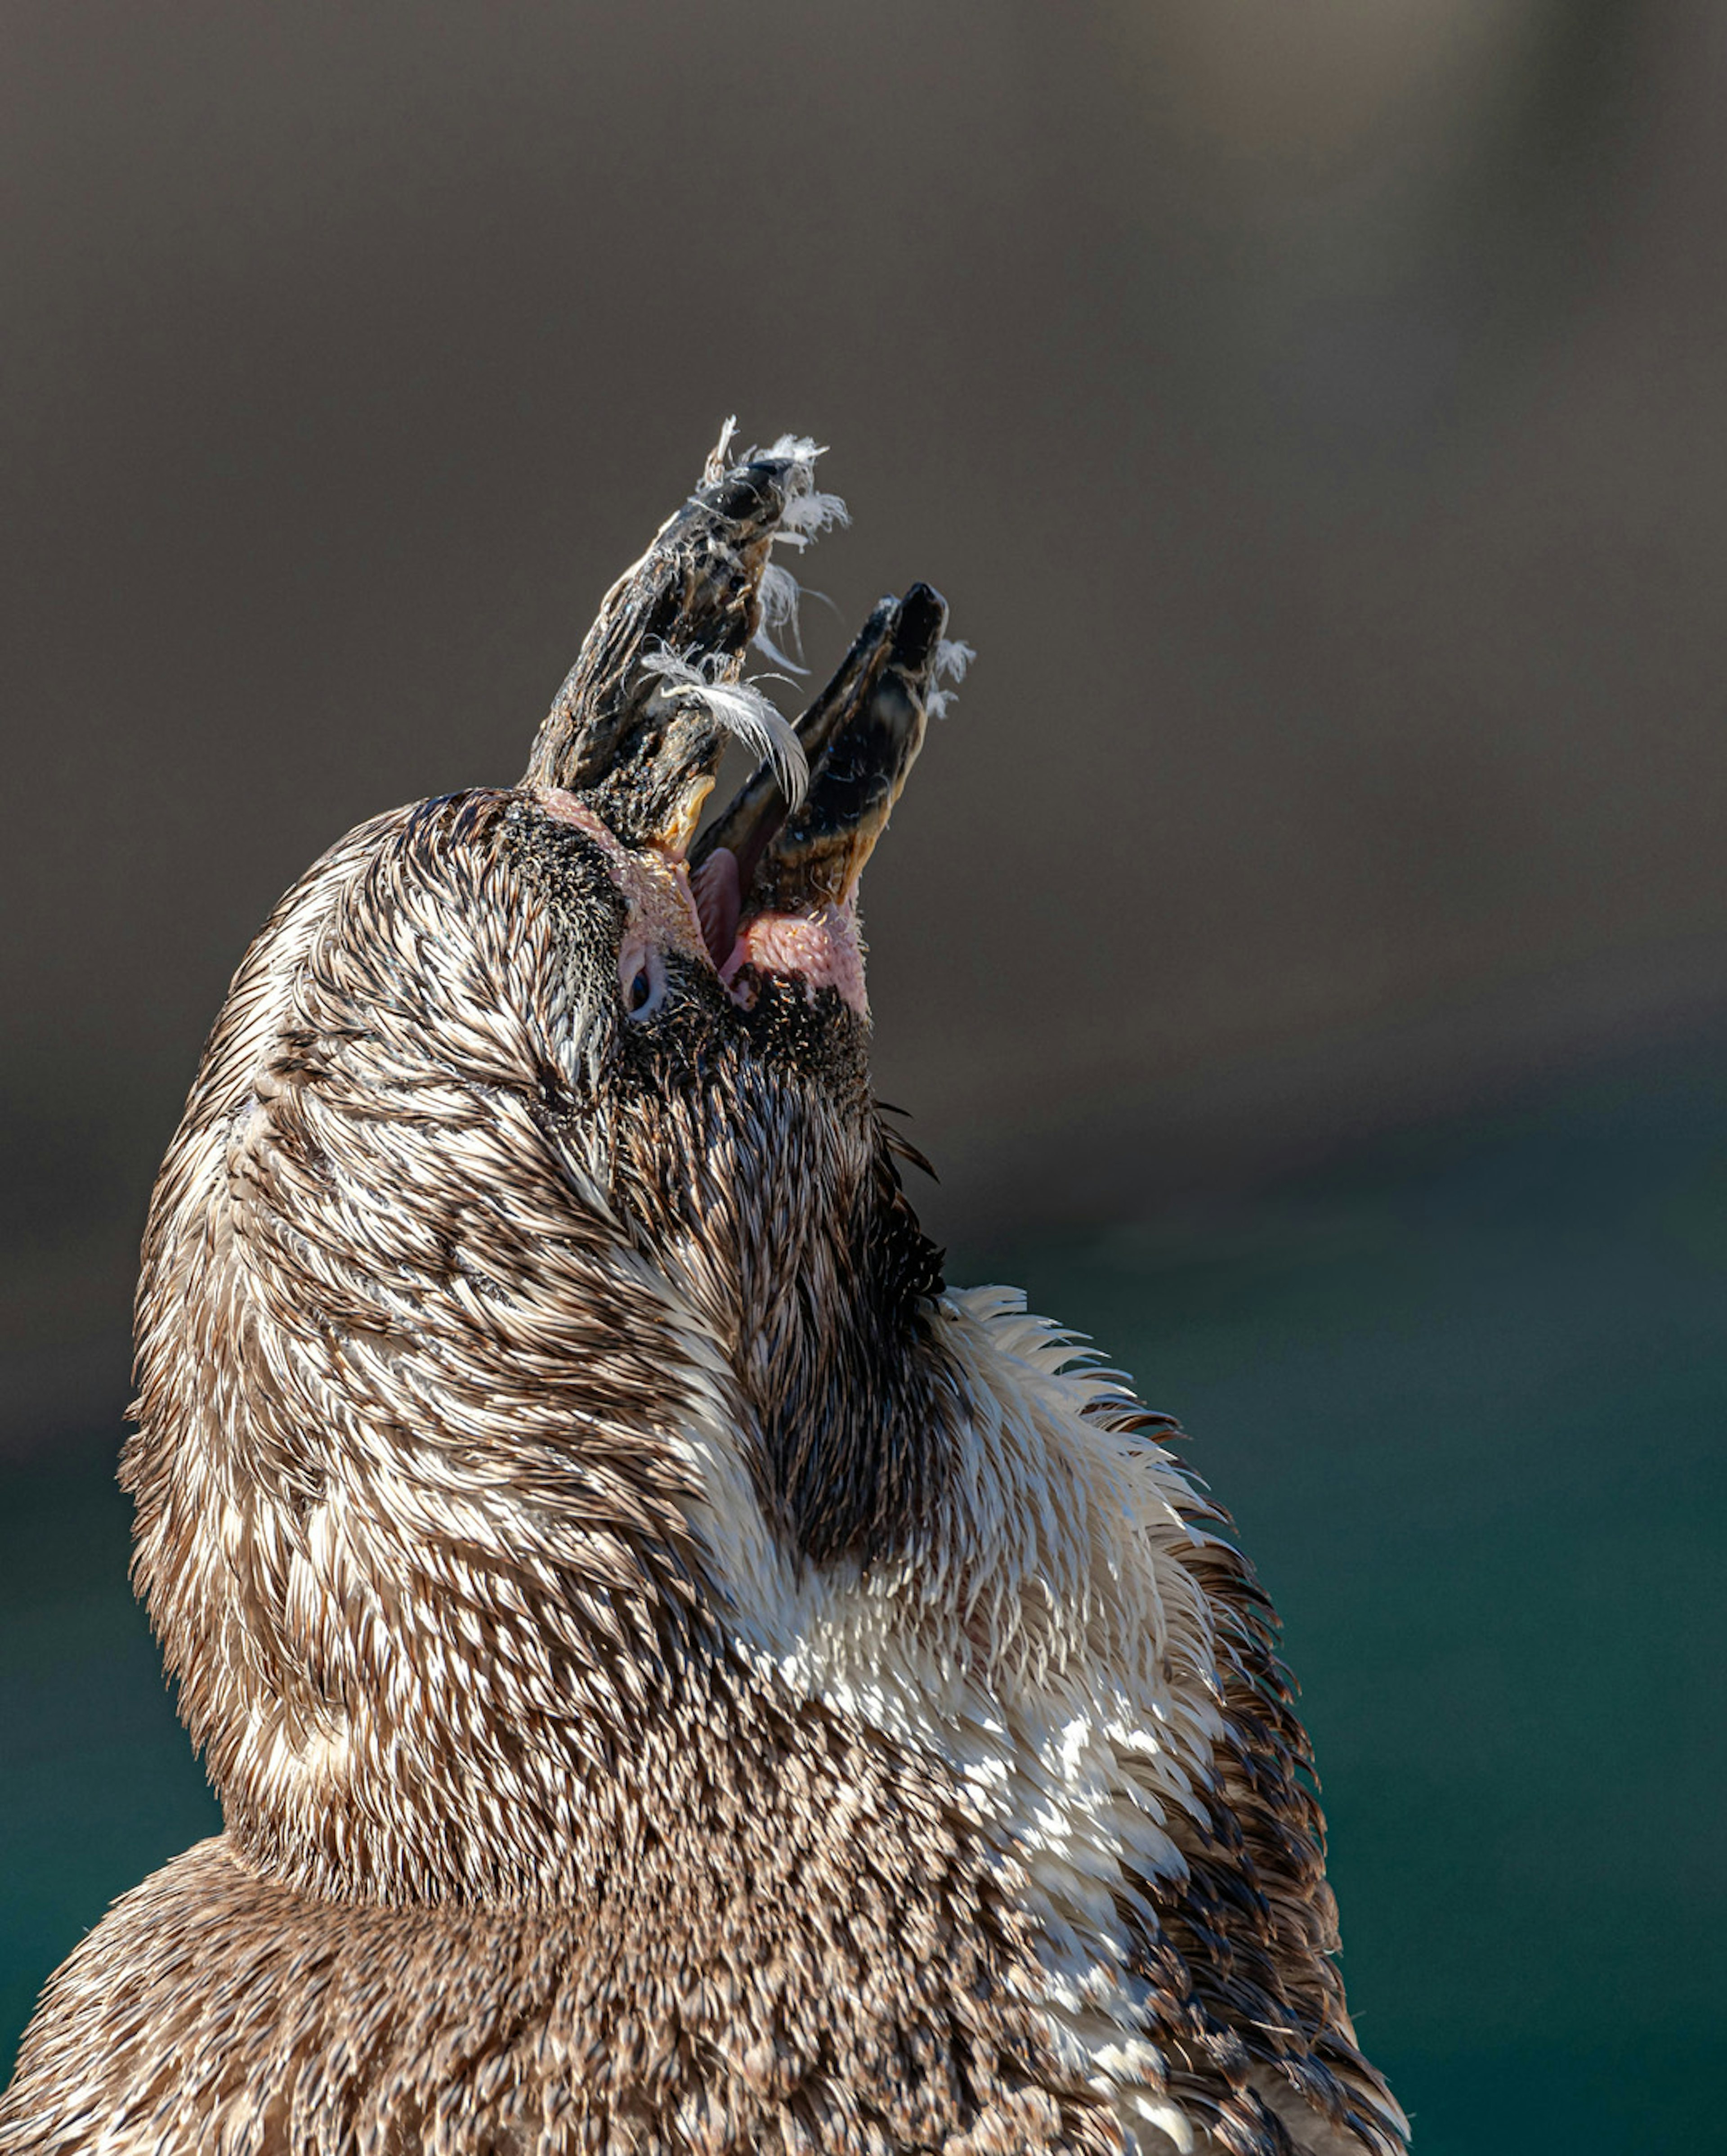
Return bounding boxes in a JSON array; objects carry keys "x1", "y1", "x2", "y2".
[
  {"x1": 640, "y1": 646, "x2": 809, "y2": 805},
  {"x1": 747, "y1": 432, "x2": 850, "y2": 551},
  {"x1": 752, "y1": 560, "x2": 810, "y2": 674},
  {"x1": 700, "y1": 415, "x2": 739, "y2": 488},
  {"x1": 926, "y1": 636, "x2": 975, "y2": 721}
]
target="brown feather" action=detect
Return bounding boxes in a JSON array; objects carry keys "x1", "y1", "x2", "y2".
[{"x1": 1, "y1": 438, "x2": 1405, "y2": 2156}]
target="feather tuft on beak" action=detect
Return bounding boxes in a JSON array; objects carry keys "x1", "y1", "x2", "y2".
[{"x1": 521, "y1": 430, "x2": 846, "y2": 850}]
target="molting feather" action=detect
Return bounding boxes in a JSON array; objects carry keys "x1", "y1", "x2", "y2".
[{"x1": 639, "y1": 644, "x2": 810, "y2": 805}]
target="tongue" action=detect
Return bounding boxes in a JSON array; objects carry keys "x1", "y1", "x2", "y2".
[{"x1": 692, "y1": 848, "x2": 743, "y2": 967}]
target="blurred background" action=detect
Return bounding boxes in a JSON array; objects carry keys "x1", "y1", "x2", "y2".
[{"x1": 4, "y1": 3, "x2": 1724, "y2": 2147}]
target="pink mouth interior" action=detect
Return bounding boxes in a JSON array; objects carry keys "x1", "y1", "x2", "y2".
[
  {"x1": 540, "y1": 797, "x2": 870, "y2": 1017},
  {"x1": 691, "y1": 846, "x2": 867, "y2": 1014},
  {"x1": 693, "y1": 847, "x2": 743, "y2": 967}
]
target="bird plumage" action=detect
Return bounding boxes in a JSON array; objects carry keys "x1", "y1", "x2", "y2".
[{"x1": 1, "y1": 435, "x2": 1406, "y2": 2155}]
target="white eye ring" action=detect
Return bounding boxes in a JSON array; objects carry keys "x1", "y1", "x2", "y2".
[{"x1": 619, "y1": 937, "x2": 669, "y2": 1022}]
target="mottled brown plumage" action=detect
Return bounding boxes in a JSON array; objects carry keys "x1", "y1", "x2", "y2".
[{"x1": 1, "y1": 433, "x2": 1407, "y2": 2155}]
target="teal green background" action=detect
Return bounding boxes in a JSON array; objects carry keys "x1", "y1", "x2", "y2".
[{"x1": 5, "y1": 1040, "x2": 1724, "y2": 2151}]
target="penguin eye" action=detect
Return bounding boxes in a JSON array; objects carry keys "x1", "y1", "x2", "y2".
[{"x1": 621, "y1": 944, "x2": 668, "y2": 1022}]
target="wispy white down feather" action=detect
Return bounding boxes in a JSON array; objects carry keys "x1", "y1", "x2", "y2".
[
  {"x1": 751, "y1": 434, "x2": 850, "y2": 551},
  {"x1": 640, "y1": 646, "x2": 809, "y2": 805},
  {"x1": 926, "y1": 637, "x2": 975, "y2": 721},
  {"x1": 753, "y1": 561, "x2": 809, "y2": 674},
  {"x1": 700, "y1": 416, "x2": 739, "y2": 488}
]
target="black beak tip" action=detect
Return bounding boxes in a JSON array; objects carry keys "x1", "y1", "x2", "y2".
[
  {"x1": 703, "y1": 462, "x2": 787, "y2": 527},
  {"x1": 893, "y1": 583, "x2": 949, "y2": 677}
]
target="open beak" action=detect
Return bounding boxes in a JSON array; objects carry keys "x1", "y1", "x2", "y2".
[
  {"x1": 690, "y1": 583, "x2": 946, "y2": 979},
  {"x1": 525, "y1": 430, "x2": 953, "y2": 1013}
]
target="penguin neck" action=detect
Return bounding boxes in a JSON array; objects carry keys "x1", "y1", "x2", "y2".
[{"x1": 608, "y1": 1067, "x2": 954, "y2": 1571}]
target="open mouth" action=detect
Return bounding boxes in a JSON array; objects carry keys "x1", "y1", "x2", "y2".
[{"x1": 520, "y1": 432, "x2": 955, "y2": 1015}]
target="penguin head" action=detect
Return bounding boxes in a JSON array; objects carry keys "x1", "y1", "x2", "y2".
[{"x1": 122, "y1": 435, "x2": 967, "y2": 1900}]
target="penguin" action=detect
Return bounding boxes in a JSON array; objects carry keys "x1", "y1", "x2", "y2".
[{"x1": 1, "y1": 431, "x2": 1408, "y2": 2156}]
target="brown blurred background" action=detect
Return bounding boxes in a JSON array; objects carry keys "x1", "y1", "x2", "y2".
[
  {"x1": 4, "y1": 5, "x2": 1725, "y2": 2149},
  {"x1": 7, "y1": 0, "x2": 1725, "y2": 1383}
]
